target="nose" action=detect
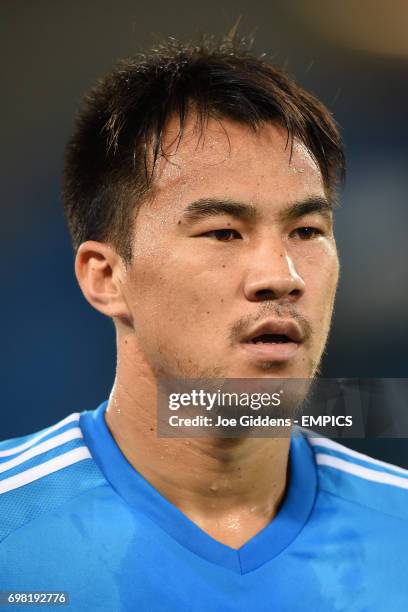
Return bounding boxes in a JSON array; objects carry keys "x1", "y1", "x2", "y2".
[{"x1": 243, "y1": 241, "x2": 305, "y2": 303}]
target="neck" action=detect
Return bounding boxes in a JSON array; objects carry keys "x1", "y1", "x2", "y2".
[{"x1": 105, "y1": 333, "x2": 291, "y2": 549}]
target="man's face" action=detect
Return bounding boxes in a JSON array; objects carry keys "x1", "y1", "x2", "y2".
[{"x1": 123, "y1": 117, "x2": 339, "y2": 379}]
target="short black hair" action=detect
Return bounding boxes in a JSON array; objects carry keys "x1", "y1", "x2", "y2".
[{"x1": 63, "y1": 33, "x2": 345, "y2": 263}]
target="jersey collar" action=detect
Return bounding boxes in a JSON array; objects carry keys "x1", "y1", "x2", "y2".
[{"x1": 80, "y1": 401, "x2": 317, "y2": 574}]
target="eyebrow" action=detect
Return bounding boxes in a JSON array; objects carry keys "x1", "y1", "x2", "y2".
[
  {"x1": 278, "y1": 196, "x2": 333, "y2": 222},
  {"x1": 181, "y1": 196, "x2": 333, "y2": 224},
  {"x1": 181, "y1": 198, "x2": 257, "y2": 223}
]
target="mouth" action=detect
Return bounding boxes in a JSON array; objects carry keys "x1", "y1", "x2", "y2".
[
  {"x1": 247, "y1": 333, "x2": 292, "y2": 344},
  {"x1": 239, "y1": 321, "x2": 303, "y2": 362}
]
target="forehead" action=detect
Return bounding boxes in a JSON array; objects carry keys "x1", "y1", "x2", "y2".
[{"x1": 149, "y1": 115, "x2": 325, "y2": 214}]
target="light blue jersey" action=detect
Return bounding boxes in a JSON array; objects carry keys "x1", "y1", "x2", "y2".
[{"x1": 1, "y1": 401, "x2": 408, "y2": 610}]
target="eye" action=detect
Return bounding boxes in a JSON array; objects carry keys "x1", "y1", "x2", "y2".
[
  {"x1": 201, "y1": 229, "x2": 242, "y2": 241},
  {"x1": 291, "y1": 227, "x2": 323, "y2": 240}
]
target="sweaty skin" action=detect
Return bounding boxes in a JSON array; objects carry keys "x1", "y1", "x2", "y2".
[{"x1": 75, "y1": 117, "x2": 339, "y2": 548}]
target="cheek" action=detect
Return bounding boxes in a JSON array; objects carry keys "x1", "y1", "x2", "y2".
[
  {"x1": 128, "y1": 248, "x2": 227, "y2": 332},
  {"x1": 295, "y1": 241, "x2": 339, "y2": 315},
  {"x1": 296, "y1": 239, "x2": 338, "y2": 279}
]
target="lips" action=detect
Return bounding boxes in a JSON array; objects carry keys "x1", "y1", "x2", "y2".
[
  {"x1": 239, "y1": 319, "x2": 303, "y2": 363},
  {"x1": 241, "y1": 320, "x2": 303, "y2": 344}
]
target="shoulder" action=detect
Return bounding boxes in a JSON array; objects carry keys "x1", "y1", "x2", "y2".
[
  {"x1": 0, "y1": 412, "x2": 106, "y2": 543},
  {"x1": 301, "y1": 428, "x2": 408, "y2": 522}
]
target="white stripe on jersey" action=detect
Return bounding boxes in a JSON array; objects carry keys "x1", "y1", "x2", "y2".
[
  {"x1": 308, "y1": 434, "x2": 408, "y2": 477},
  {"x1": 0, "y1": 427, "x2": 83, "y2": 475},
  {"x1": 0, "y1": 447, "x2": 91, "y2": 495},
  {"x1": 316, "y1": 453, "x2": 408, "y2": 490},
  {"x1": 0, "y1": 413, "x2": 80, "y2": 458}
]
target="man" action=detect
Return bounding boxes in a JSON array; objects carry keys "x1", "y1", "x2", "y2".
[{"x1": 1, "y1": 35, "x2": 407, "y2": 610}]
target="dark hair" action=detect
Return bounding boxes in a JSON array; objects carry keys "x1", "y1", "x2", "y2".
[{"x1": 63, "y1": 33, "x2": 345, "y2": 263}]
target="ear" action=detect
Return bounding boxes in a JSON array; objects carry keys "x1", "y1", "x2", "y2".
[{"x1": 75, "y1": 241, "x2": 132, "y2": 322}]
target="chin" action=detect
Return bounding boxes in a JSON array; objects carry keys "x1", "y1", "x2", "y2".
[{"x1": 230, "y1": 363, "x2": 315, "y2": 380}]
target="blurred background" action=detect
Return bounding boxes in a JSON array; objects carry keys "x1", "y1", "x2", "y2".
[{"x1": 1, "y1": 1, "x2": 407, "y2": 463}]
